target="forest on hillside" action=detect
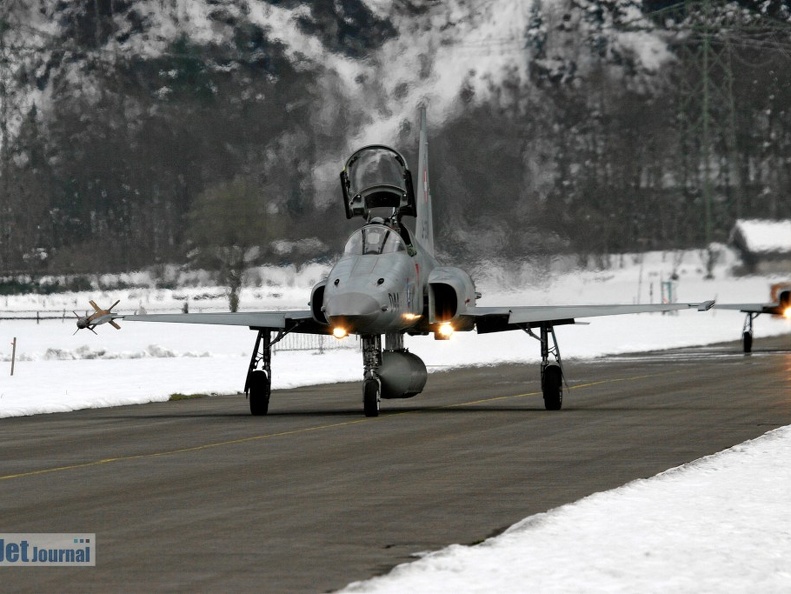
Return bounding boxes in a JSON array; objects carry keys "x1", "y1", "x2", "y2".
[{"x1": 0, "y1": 0, "x2": 790, "y2": 285}]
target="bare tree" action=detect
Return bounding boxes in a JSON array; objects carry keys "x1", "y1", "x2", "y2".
[{"x1": 187, "y1": 176, "x2": 284, "y2": 311}]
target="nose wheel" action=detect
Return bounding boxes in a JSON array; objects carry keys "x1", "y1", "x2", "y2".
[
  {"x1": 361, "y1": 335, "x2": 383, "y2": 417},
  {"x1": 363, "y1": 376, "x2": 381, "y2": 417}
]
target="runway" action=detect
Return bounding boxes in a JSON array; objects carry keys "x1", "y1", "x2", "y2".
[{"x1": 2, "y1": 334, "x2": 790, "y2": 592}]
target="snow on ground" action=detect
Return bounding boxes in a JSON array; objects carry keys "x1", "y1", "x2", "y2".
[
  {"x1": 1, "y1": 249, "x2": 790, "y2": 591},
  {"x1": 342, "y1": 425, "x2": 791, "y2": 594},
  {"x1": 3, "y1": 248, "x2": 787, "y2": 417}
]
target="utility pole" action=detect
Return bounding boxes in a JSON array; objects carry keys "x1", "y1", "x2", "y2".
[
  {"x1": 658, "y1": 0, "x2": 791, "y2": 275},
  {"x1": 672, "y1": 0, "x2": 738, "y2": 254}
]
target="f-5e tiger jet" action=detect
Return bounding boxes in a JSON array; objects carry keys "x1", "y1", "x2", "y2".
[{"x1": 121, "y1": 108, "x2": 714, "y2": 417}]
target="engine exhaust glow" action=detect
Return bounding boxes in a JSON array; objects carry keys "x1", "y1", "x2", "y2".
[
  {"x1": 784, "y1": 307, "x2": 791, "y2": 320},
  {"x1": 332, "y1": 326, "x2": 348, "y2": 339}
]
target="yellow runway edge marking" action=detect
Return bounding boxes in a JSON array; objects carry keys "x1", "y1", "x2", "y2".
[{"x1": 1, "y1": 371, "x2": 665, "y2": 482}]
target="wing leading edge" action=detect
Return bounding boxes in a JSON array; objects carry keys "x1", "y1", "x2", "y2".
[
  {"x1": 124, "y1": 300, "x2": 715, "y2": 335},
  {"x1": 123, "y1": 310, "x2": 329, "y2": 334},
  {"x1": 466, "y1": 301, "x2": 715, "y2": 334}
]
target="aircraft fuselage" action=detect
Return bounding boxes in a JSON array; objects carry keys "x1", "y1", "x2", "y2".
[{"x1": 322, "y1": 223, "x2": 436, "y2": 336}]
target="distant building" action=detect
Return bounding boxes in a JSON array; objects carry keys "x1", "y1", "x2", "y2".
[{"x1": 729, "y1": 219, "x2": 791, "y2": 275}]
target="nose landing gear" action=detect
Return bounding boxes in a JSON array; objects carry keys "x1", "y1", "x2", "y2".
[{"x1": 362, "y1": 335, "x2": 383, "y2": 417}]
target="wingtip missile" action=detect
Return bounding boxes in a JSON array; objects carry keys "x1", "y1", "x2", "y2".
[{"x1": 74, "y1": 300, "x2": 122, "y2": 334}]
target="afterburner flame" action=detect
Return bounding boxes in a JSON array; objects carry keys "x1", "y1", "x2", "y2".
[
  {"x1": 783, "y1": 307, "x2": 791, "y2": 320},
  {"x1": 332, "y1": 327, "x2": 348, "y2": 339}
]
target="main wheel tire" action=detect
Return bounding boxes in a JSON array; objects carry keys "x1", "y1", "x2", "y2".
[
  {"x1": 249, "y1": 370, "x2": 271, "y2": 416},
  {"x1": 363, "y1": 378, "x2": 381, "y2": 417},
  {"x1": 742, "y1": 331, "x2": 753, "y2": 354},
  {"x1": 542, "y1": 364, "x2": 563, "y2": 411}
]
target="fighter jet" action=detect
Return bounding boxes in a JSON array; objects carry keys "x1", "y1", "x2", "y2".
[
  {"x1": 123, "y1": 108, "x2": 714, "y2": 416},
  {"x1": 74, "y1": 300, "x2": 122, "y2": 334},
  {"x1": 715, "y1": 282, "x2": 791, "y2": 352}
]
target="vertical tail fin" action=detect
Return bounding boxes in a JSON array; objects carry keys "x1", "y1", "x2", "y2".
[{"x1": 415, "y1": 106, "x2": 435, "y2": 257}]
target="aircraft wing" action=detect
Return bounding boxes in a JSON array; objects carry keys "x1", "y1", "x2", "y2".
[
  {"x1": 465, "y1": 301, "x2": 715, "y2": 334},
  {"x1": 123, "y1": 310, "x2": 329, "y2": 334},
  {"x1": 712, "y1": 303, "x2": 780, "y2": 314}
]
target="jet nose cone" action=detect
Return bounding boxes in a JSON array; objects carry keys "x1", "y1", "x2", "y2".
[{"x1": 326, "y1": 292, "x2": 381, "y2": 333}]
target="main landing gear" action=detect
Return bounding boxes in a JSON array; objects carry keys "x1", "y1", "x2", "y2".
[
  {"x1": 244, "y1": 325, "x2": 568, "y2": 415},
  {"x1": 245, "y1": 329, "x2": 286, "y2": 415},
  {"x1": 526, "y1": 324, "x2": 565, "y2": 410},
  {"x1": 742, "y1": 312, "x2": 758, "y2": 354}
]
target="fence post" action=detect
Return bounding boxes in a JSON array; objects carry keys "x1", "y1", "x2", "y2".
[{"x1": 11, "y1": 337, "x2": 16, "y2": 376}]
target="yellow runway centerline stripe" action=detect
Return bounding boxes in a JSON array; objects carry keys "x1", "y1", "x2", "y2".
[
  {"x1": 445, "y1": 391, "x2": 541, "y2": 407},
  {"x1": 1, "y1": 371, "x2": 665, "y2": 482},
  {"x1": 444, "y1": 372, "x2": 663, "y2": 408},
  {"x1": 569, "y1": 373, "x2": 661, "y2": 390},
  {"x1": 0, "y1": 418, "x2": 369, "y2": 482}
]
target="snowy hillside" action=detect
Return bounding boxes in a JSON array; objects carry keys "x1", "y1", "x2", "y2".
[
  {"x1": 2, "y1": 0, "x2": 790, "y2": 311},
  {"x1": 6, "y1": 0, "x2": 669, "y2": 147}
]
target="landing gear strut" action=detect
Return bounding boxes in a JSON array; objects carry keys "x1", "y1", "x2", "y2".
[
  {"x1": 362, "y1": 335, "x2": 382, "y2": 417},
  {"x1": 527, "y1": 325, "x2": 564, "y2": 410},
  {"x1": 742, "y1": 313, "x2": 758, "y2": 354},
  {"x1": 245, "y1": 329, "x2": 287, "y2": 415}
]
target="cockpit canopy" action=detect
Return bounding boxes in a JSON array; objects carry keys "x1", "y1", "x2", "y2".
[
  {"x1": 340, "y1": 145, "x2": 416, "y2": 220},
  {"x1": 343, "y1": 224, "x2": 407, "y2": 256}
]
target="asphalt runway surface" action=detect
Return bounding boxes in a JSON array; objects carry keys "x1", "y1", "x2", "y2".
[{"x1": 2, "y1": 334, "x2": 790, "y2": 592}]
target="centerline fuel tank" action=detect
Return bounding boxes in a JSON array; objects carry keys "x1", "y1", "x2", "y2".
[{"x1": 378, "y1": 350, "x2": 427, "y2": 399}]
